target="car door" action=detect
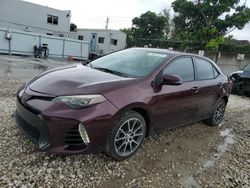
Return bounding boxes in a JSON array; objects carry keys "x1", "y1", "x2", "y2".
[
  {"x1": 194, "y1": 57, "x2": 222, "y2": 120},
  {"x1": 155, "y1": 56, "x2": 199, "y2": 132}
]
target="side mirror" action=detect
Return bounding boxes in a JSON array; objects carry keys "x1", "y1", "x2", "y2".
[{"x1": 162, "y1": 74, "x2": 183, "y2": 85}]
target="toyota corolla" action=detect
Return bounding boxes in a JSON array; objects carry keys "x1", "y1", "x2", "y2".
[{"x1": 15, "y1": 48, "x2": 232, "y2": 160}]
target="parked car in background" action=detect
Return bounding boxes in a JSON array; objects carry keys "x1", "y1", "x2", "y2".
[
  {"x1": 15, "y1": 48, "x2": 232, "y2": 160},
  {"x1": 230, "y1": 64, "x2": 250, "y2": 96}
]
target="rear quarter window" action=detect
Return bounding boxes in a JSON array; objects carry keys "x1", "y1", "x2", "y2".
[{"x1": 195, "y1": 58, "x2": 216, "y2": 80}]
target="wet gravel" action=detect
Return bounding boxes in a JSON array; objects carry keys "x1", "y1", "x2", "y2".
[{"x1": 0, "y1": 80, "x2": 249, "y2": 188}]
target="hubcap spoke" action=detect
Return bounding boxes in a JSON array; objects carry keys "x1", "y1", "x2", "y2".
[
  {"x1": 130, "y1": 119, "x2": 137, "y2": 132},
  {"x1": 134, "y1": 132, "x2": 143, "y2": 137},
  {"x1": 134, "y1": 124, "x2": 143, "y2": 133},
  {"x1": 115, "y1": 136, "x2": 126, "y2": 142},
  {"x1": 122, "y1": 143, "x2": 128, "y2": 154},
  {"x1": 117, "y1": 142, "x2": 126, "y2": 151},
  {"x1": 129, "y1": 142, "x2": 133, "y2": 152},
  {"x1": 132, "y1": 139, "x2": 139, "y2": 146}
]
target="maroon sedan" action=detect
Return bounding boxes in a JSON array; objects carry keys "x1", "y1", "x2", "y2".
[{"x1": 15, "y1": 48, "x2": 231, "y2": 160}]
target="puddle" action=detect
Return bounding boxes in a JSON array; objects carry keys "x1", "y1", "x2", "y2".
[
  {"x1": 0, "y1": 57, "x2": 68, "y2": 81},
  {"x1": 181, "y1": 128, "x2": 236, "y2": 188},
  {"x1": 203, "y1": 128, "x2": 235, "y2": 168},
  {"x1": 182, "y1": 175, "x2": 202, "y2": 188}
]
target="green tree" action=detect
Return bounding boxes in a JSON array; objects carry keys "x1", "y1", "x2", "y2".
[
  {"x1": 120, "y1": 28, "x2": 134, "y2": 47},
  {"x1": 131, "y1": 11, "x2": 167, "y2": 46},
  {"x1": 172, "y1": 0, "x2": 250, "y2": 50},
  {"x1": 159, "y1": 8, "x2": 171, "y2": 39}
]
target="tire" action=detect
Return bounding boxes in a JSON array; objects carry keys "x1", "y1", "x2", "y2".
[
  {"x1": 105, "y1": 111, "x2": 146, "y2": 161},
  {"x1": 205, "y1": 99, "x2": 226, "y2": 126}
]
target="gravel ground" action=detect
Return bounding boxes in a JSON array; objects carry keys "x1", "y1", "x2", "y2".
[{"x1": 0, "y1": 80, "x2": 249, "y2": 188}]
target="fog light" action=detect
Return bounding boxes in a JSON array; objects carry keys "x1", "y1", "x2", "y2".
[{"x1": 78, "y1": 123, "x2": 90, "y2": 145}]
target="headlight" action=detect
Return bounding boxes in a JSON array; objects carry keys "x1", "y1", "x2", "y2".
[{"x1": 52, "y1": 95, "x2": 107, "y2": 109}]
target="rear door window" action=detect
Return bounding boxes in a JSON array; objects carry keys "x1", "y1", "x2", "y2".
[
  {"x1": 163, "y1": 57, "x2": 194, "y2": 82},
  {"x1": 195, "y1": 58, "x2": 215, "y2": 80}
]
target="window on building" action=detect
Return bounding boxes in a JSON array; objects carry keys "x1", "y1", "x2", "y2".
[
  {"x1": 78, "y1": 35, "x2": 84, "y2": 40},
  {"x1": 98, "y1": 37, "x2": 105, "y2": 43},
  {"x1": 47, "y1": 15, "x2": 59, "y2": 25},
  {"x1": 111, "y1": 39, "x2": 118, "y2": 45},
  {"x1": 59, "y1": 34, "x2": 64, "y2": 37}
]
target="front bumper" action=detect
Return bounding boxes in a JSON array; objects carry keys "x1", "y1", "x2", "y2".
[
  {"x1": 233, "y1": 79, "x2": 250, "y2": 94},
  {"x1": 15, "y1": 90, "x2": 118, "y2": 154}
]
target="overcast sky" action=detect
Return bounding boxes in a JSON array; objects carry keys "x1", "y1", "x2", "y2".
[{"x1": 24, "y1": 0, "x2": 250, "y2": 41}]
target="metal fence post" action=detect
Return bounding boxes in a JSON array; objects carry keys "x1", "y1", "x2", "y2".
[
  {"x1": 39, "y1": 35, "x2": 41, "y2": 46},
  {"x1": 8, "y1": 39, "x2": 11, "y2": 56},
  {"x1": 62, "y1": 38, "x2": 65, "y2": 59},
  {"x1": 81, "y1": 42, "x2": 83, "y2": 60}
]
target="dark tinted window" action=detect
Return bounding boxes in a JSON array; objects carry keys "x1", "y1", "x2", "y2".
[
  {"x1": 195, "y1": 58, "x2": 214, "y2": 80},
  {"x1": 111, "y1": 39, "x2": 118, "y2": 45},
  {"x1": 98, "y1": 37, "x2": 105, "y2": 43},
  {"x1": 47, "y1": 15, "x2": 58, "y2": 25},
  {"x1": 90, "y1": 49, "x2": 168, "y2": 78},
  {"x1": 163, "y1": 57, "x2": 194, "y2": 81},
  {"x1": 78, "y1": 35, "x2": 84, "y2": 40}
]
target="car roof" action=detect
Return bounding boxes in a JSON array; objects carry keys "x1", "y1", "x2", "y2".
[{"x1": 131, "y1": 47, "x2": 213, "y2": 61}]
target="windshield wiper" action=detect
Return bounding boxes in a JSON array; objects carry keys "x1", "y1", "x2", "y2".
[
  {"x1": 93, "y1": 67, "x2": 129, "y2": 77},
  {"x1": 82, "y1": 60, "x2": 92, "y2": 67}
]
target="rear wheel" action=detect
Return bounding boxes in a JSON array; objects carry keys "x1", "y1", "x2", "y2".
[
  {"x1": 205, "y1": 99, "x2": 226, "y2": 126},
  {"x1": 105, "y1": 111, "x2": 146, "y2": 161}
]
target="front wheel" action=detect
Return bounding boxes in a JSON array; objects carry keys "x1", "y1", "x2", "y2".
[
  {"x1": 105, "y1": 111, "x2": 146, "y2": 161},
  {"x1": 205, "y1": 99, "x2": 226, "y2": 126}
]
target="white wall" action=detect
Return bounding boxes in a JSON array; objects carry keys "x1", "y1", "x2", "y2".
[
  {"x1": 68, "y1": 29, "x2": 127, "y2": 55},
  {"x1": 0, "y1": 27, "x2": 89, "y2": 60},
  {"x1": 0, "y1": 0, "x2": 71, "y2": 35}
]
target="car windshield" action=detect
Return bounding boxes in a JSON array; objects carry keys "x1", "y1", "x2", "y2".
[
  {"x1": 89, "y1": 49, "x2": 168, "y2": 78},
  {"x1": 244, "y1": 64, "x2": 250, "y2": 71}
]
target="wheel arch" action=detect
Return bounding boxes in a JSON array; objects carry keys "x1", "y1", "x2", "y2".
[
  {"x1": 113, "y1": 103, "x2": 154, "y2": 137},
  {"x1": 222, "y1": 95, "x2": 229, "y2": 104}
]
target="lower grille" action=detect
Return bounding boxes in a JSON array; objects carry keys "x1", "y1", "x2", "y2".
[
  {"x1": 15, "y1": 98, "x2": 49, "y2": 149},
  {"x1": 64, "y1": 126, "x2": 87, "y2": 151},
  {"x1": 16, "y1": 112, "x2": 40, "y2": 144}
]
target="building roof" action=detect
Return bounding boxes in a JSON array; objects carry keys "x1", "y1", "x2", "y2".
[
  {"x1": 22, "y1": 0, "x2": 70, "y2": 12},
  {"x1": 76, "y1": 28, "x2": 126, "y2": 34}
]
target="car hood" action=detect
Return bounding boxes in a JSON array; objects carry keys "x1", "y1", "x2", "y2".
[
  {"x1": 231, "y1": 70, "x2": 250, "y2": 79},
  {"x1": 242, "y1": 70, "x2": 250, "y2": 78},
  {"x1": 230, "y1": 70, "x2": 243, "y2": 76},
  {"x1": 28, "y1": 64, "x2": 135, "y2": 96}
]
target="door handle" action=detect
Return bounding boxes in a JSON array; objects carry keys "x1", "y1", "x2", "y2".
[
  {"x1": 191, "y1": 86, "x2": 199, "y2": 93},
  {"x1": 218, "y1": 82, "x2": 223, "y2": 87}
]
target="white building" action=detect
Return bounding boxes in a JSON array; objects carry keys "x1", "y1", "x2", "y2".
[
  {"x1": 68, "y1": 29, "x2": 127, "y2": 55},
  {"x1": 0, "y1": 0, "x2": 71, "y2": 36}
]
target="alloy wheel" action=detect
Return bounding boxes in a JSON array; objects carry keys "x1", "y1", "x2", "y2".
[
  {"x1": 214, "y1": 101, "x2": 226, "y2": 124},
  {"x1": 114, "y1": 118, "x2": 145, "y2": 157}
]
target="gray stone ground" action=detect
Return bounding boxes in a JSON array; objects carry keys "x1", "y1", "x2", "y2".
[{"x1": 0, "y1": 55, "x2": 249, "y2": 188}]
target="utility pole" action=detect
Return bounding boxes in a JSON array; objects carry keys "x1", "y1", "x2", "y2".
[{"x1": 105, "y1": 17, "x2": 109, "y2": 29}]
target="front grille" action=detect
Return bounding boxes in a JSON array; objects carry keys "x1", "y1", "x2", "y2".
[
  {"x1": 16, "y1": 112, "x2": 40, "y2": 144},
  {"x1": 64, "y1": 126, "x2": 87, "y2": 151}
]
